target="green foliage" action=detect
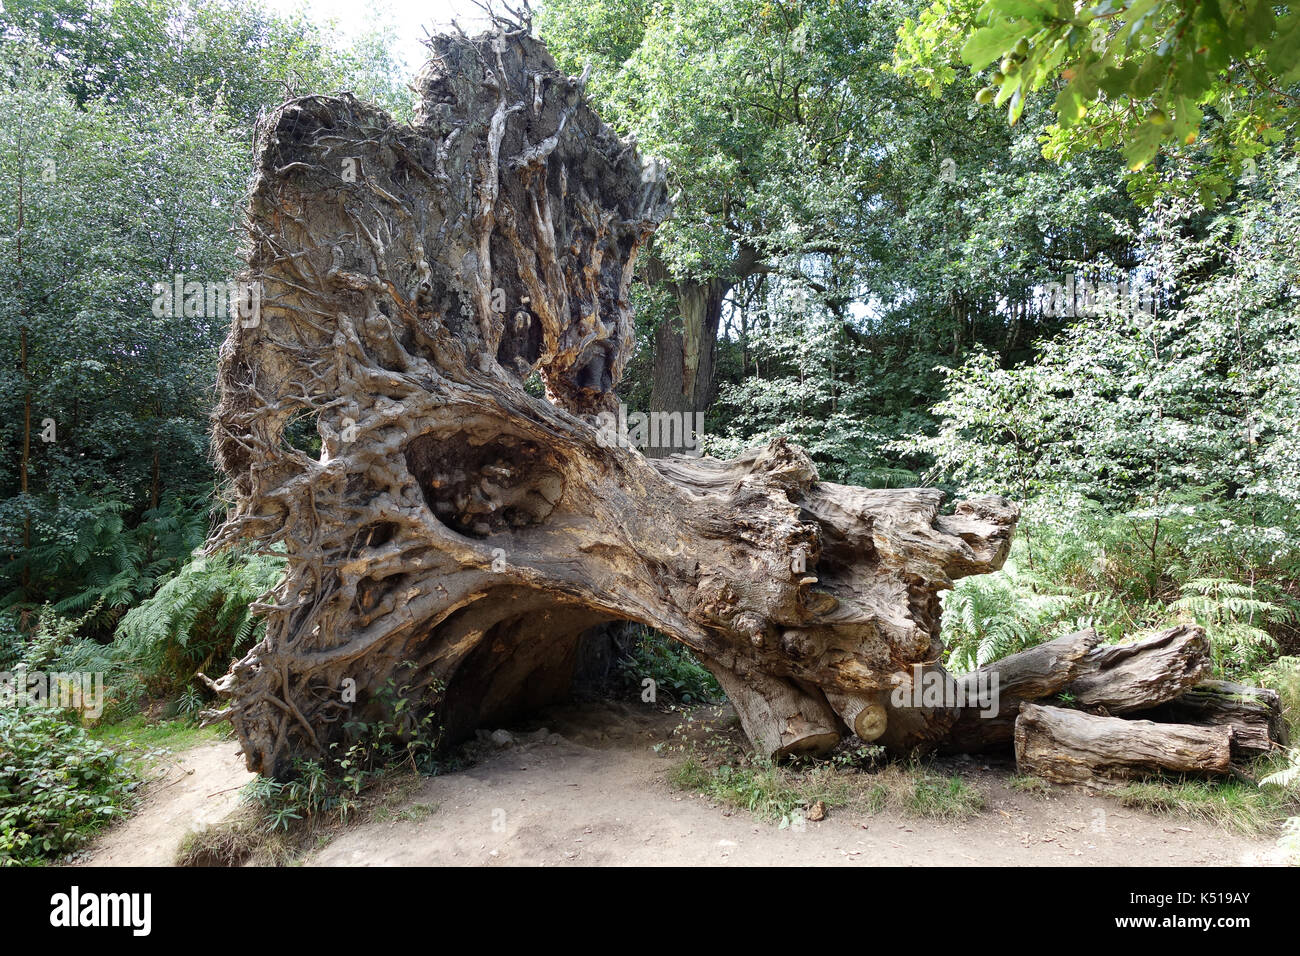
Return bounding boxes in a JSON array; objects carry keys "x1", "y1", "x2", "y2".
[
  {"x1": 335, "y1": 667, "x2": 447, "y2": 783},
  {"x1": 114, "y1": 549, "x2": 285, "y2": 700},
  {"x1": 1172, "y1": 578, "x2": 1292, "y2": 673},
  {"x1": 941, "y1": 553, "x2": 1076, "y2": 670},
  {"x1": 895, "y1": 0, "x2": 1300, "y2": 195},
  {"x1": 616, "y1": 625, "x2": 721, "y2": 705},
  {"x1": 0, "y1": 709, "x2": 137, "y2": 864},
  {"x1": 670, "y1": 754, "x2": 851, "y2": 823},
  {"x1": 3, "y1": 497, "x2": 209, "y2": 638},
  {"x1": 1116, "y1": 776, "x2": 1295, "y2": 835},
  {"x1": 0, "y1": 0, "x2": 412, "y2": 646},
  {"x1": 909, "y1": 152, "x2": 1300, "y2": 676}
]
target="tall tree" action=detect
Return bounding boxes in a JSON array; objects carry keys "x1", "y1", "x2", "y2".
[{"x1": 541, "y1": 0, "x2": 896, "y2": 449}]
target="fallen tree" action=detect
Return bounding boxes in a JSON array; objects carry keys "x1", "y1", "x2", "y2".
[
  {"x1": 940, "y1": 628, "x2": 1101, "y2": 753},
  {"x1": 1145, "y1": 680, "x2": 1288, "y2": 759},
  {"x1": 202, "y1": 20, "x2": 1285, "y2": 787},
  {"x1": 1065, "y1": 624, "x2": 1211, "y2": 715},
  {"x1": 1014, "y1": 702, "x2": 1234, "y2": 786},
  {"x1": 200, "y1": 21, "x2": 1020, "y2": 777}
]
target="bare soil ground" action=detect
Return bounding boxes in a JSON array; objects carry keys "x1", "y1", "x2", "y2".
[
  {"x1": 81, "y1": 739, "x2": 253, "y2": 867},
  {"x1": 83, "y1": 700, "x2": 1279, "y2": 867}
]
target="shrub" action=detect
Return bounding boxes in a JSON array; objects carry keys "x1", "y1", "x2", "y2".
[
  {"x1": 615, "y1": 626, "x2": 721, "y2": 705},
  {"x1": 0, "y1": 709, "x2": 137, "y2": 864},
  {"x1": 114, "y1": 548, "x2": 285, "y2": 701}
]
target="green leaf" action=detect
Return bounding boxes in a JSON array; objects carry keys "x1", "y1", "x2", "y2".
[{"x1": 961, "y1": 20, "x2": 1031, "y2": 70}]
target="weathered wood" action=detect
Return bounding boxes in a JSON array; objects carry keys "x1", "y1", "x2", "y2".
[
  {"x1": 1014, "y1": 702, "x2": 1233, "y2": 786},
  {"x1": 1066, "y1": 624, "x2": 1211, "y2": 714},
  {"x1": 705, "y1": 665, "x2": 841, "y2": 759},
  {"x1": 1145, "y1": 680, "x2": 1288, "y2": 758},
  {"x1": 202, "y1": 22, "x2": 1021, "y2": 776},
  {"x1": 941, "y1": 628, "x2": 1102, "y2": 753}
]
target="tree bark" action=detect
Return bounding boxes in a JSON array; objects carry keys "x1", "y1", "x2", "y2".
[
  {"x1": 1066, "y1": 624, "x2": 1211, "y2": 715},
  {"x1": 1014, "y1": 702, "x2": 1233, "y2": 786},
  {"x1": 1145, "y1": 680, "x2": 1288, "y2": 759},
  {"x1": 643, "y1": 244, "x2": 762, "y2": 457},
  {"x1": 202, "y1": 24, "x2": 1021, "y2": 778},
  {"x1": 646, "y1": 259, "x2": 729, "y2": 457},
  {"x1": 941, "y1": 628, "x2": 1102, "y2": 753}
]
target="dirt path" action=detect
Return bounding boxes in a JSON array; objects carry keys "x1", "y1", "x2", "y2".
[
  {"x1": 304, "y1": 701, "x2": 1275, "y2": 867},
  {"x1": 82, "y1": 740, "x2": 253, "y2": 867},
  {"x1": 80, "y1": 702, "x2": 1279, "y2": 866}
]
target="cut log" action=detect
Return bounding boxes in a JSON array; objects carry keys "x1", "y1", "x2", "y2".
[
  {"x1": 1145, "y1": 680, "x2": 1288, "y2": 758},
  {"x1": 1014, "y1": 702, "x2": 1233, "y2": 786},
  {"x1": 705, "y1": 665, "x2": 841, "y2": 758},
  {"x1": 941, "y1": 628, "x2": 1102, "y2": 753},
  {"x1": 201, "y1": 20, "x2": 1021, "y2": 776},
  {"x1": 825, "y1": 689, "x2": 889, "y2": 744},
  {"x1": 1066, "y1": 624, "x2": 1211, "y2": 714}
]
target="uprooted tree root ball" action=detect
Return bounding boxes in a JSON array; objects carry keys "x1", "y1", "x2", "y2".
[
  {"x1": 200, "y1": 22, "x2": 1025, "y2": 778},
  {"x1": 205, "y1": 21, "x2": 1283, "y2": 787}
]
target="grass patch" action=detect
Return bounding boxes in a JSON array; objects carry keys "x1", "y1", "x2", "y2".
[
  {"x1": 175, "y1": 806, "x2": 292, "y2": 867},
  {"x1": 372, "y1": 801, "x2": 438, "y2": 823},
  {"x1": 870, "y1": 763, "x2": 986, "y2": 820},
  {"x1": 670, "y1": 752, "x2": 985, "y2": 824},
  {"x1": 88, "y1": 715, "x2": 226, "y2": 755},
  {"x1": 1115, "y1": 777, "x2": 1296, "y2": 835},
  {"x1": 853, "y1": 763, "x2": 986, "y2": 820},
  {"x1": 670, "y1": 755, "x2": 850, "y2": 825},
  {"x1": 1007, "y1": 773, "x2": 1054, "y2": 796}
]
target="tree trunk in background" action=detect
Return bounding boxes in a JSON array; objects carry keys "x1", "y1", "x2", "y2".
[{"x1": 645, "y1": 261, "x2": 729, "y2": 456}]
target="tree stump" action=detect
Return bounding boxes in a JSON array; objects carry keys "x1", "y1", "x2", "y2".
[{"x1": 201, "y1": 23, "x2": 1020, "y2": 777}]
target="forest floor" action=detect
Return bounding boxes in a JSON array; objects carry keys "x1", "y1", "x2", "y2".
[{"x1": 81, "y1": 699, "x2": 1285, "y2": 867}]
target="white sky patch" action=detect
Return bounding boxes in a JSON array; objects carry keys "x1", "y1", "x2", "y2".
[{"x1": 260, "y1": 0, "x2": 494, "y2": 76}]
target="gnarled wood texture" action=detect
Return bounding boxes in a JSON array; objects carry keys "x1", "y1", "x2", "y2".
[
  {"x1": 1014, "y1": 702, "x2": 1233, "y2": 786},
  {"x1": 1066, "y1": 624, "x2": 1211, "y2": 714},
  {"x1": 202, "y1": 23, "x2": 1020, "y2": 777},
  {"x1": 940, "y1": 628, "x2": 1102, "y2": 753},
  {"x1": 1146, "y1": 680, "x2": 1288, "y2": 758}
]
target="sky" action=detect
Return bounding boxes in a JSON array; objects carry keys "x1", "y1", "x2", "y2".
[{"x1": 260, "y1": 0, "x2": 496, "y2": 76}]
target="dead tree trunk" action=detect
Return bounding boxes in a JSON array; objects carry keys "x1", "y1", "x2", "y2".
[
  {"x1": 1014, "y1": 703, "x2": 1233, "y2": 786},
  {"x1": 202, "y1": 22, "x2": 1020, "y2": 777},
  {"x1": 1065, "y1": 624, "x2": 1211, "y2": 714},
  {"x1": 940, "y1": 628, "x2": 1101, "y2": 753},
  {"x1": 1145, "y1": 681, "x2": 1288, "y2": 758}
]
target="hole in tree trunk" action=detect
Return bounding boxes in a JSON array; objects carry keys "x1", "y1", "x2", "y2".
[{"x1": 404, "y1": 431, "x2": 565, "y2": 537}]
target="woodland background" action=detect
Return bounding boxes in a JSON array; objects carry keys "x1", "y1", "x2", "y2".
[{"x1": 2, "y1": 0, "x2": 1299, "y2": 862}]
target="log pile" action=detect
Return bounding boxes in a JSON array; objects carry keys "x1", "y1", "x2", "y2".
[{"x1": 942, "y1": 624, "x2": 1287, "y2": 786}]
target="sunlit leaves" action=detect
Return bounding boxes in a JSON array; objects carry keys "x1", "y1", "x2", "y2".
[{"x1": 896, "y1": 0, "x2": 1300, "y2": 197}]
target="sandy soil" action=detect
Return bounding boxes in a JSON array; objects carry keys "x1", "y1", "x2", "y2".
[
  {"x1": 305, "y1": 701, "x2": 1276, "y2": 867},
  {"x1": 80, "y1": 701, "x2": 1279, "y2": 867},
  {"x1": 81, "y1": 739, "x2": 254, "y2": 867}
]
